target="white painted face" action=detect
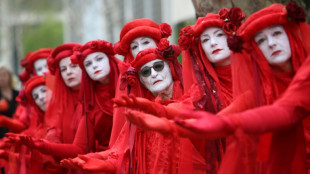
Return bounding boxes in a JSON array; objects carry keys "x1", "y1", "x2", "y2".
[
  {"x1": 83, "y1": 52, "x2": 110, "y2": 83},
  {"x1": 139, "y1": 59, "x2": 173, "y2": 96},
  {"x1": 130, "y1": 37, "x2": 157, "y2": 58},
  {"x1": 200, "y1": 27, "x2": 231, "y2": 67},
  {"x1": 59, "y1": 57, "x2": 82, "y2": 89},
  {"x1": 254, "y1": 25, "x2": 291, "y2": 66},
  {"x1": 31, "y1": 85, "x2": 47, "y2": 111},
  {"x1": 34, "y1": 58, "x2": 48, "y2": 75}
]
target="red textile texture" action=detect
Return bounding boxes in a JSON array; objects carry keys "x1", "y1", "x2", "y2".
[
  {"x1": 178, "y1": 8, "x2": 243, "y2": 174},
  {"x1": 111, "y1": 19, "x2": 172, "y2": 146},
  {"x1": 36, "y1": 40, "x2": 119, "y2": 160},
  {"x1": 223, "y1": 3, "x2": 310, "y2": 174},
  {"x1": 108, "y1": 43, "x2": 208, "y2": 173},
  {"x1": 25, "y1": 48, "x2": 52, "y2": 75},
  {"x1": 45, "y1": 43, "x2": 82, "y2": 144},
  {"x1": 114, "y1": 18, "x2": 171, "y2": 63}
]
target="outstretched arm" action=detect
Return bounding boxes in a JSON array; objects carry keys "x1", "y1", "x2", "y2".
[{"x1": 0, "y1": 115, "x2": 26, "y2": 133}]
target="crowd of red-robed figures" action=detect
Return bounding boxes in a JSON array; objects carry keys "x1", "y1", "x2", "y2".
[{"x1": 0, "y1": 2, "x2": 309, "y2": 174}]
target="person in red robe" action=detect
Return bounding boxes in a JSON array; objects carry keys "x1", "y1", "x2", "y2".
[
  {"x1": 19, "y1": 40, "x2": 120, "y2": 172},
  {"x1": 122, "y1": 2, "x2": 310, "y2": 174},
  {"x1": 111, "y1": 18, "x2": 173, "y2": 147},
  {"x1": 61, "y1": 39, "x2": 208, "y2": 173}
]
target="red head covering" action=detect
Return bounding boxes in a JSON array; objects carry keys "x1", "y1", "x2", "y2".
[
  {"x1": 120, "y1": 38, "x2": 182, "y2": 99},
  {"x1": 19, "y1": 52, "x2": 33, "y2": 84},
  {"x1": 114, "y1": 18, "x2": 172, "y2": 63},
  {"x1": 71, "y1": 40, "x2": 120, "y2": 112},
  {"x1": 178, "y1": 7, "x2": 245, "y2": 112},
  {"x1": 24, "y1": 76, "x2": 46, "y2": 117},
  {"x1": 25, "y1": 48, "x2": 52, "y2": 75},
  {"x1": 45, "y1": 42, "x2": 82, "y2": 143},
  {"x1": 228, "y1": 2, "x2": 308, "y2": 106},
  {"x1": 220, "y1": 3, "x2": 310, "y2": 173}
]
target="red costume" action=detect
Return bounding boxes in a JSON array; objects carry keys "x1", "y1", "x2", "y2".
[
  {"x1": 32, "y1": 40, "x2": 120, "y2": 161},
  {"x1": 111, "y1": 18, "x2": 173, "y2": 146},
  {"x1": 178, "y1": 8, "x2": 245, "y2": 173},
  {"x1": 45, "y1": 42, "x2": 82, "y2": 144}
]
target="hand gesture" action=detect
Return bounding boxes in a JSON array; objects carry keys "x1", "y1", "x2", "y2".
[
  {"x1": 174, "y1": 110, "x2": 234, "y2": 137},
  {"x1": 125, "y1": 110, "x2": 171, "y2": 134},
  {"x1": 19, "y1": 136, "x2": 44, "y2": 150}
]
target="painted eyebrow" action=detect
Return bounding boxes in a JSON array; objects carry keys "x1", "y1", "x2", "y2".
[{"x1": 213, "y1": 29, "x2": 221, "y2": 34}]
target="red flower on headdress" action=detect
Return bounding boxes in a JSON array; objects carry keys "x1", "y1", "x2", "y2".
[
  {"x1": 178, "y1": 26, "x2": 194, "y2": 50},
  {"x1": 227, "y1": 35, "x2": 243, "y2": 52},
  {"x1": 219, "y1": 8, "x2": 229, "y2": 20},
  {"x1": 286, "y1": 1, "x2": 306, "y2": 23},
  {"x1": 228, "y1": 7, "x2": 246, "y2": 24},
  {"x1": 222, "y1": 22, "x2": 237, "y2": 35},
  {"x1": 113, "y1": 41, "x2": 126, "y2": 56},
  {"x1": 70, "y1": 51, "x2": 82, "y2": 65},
  {"x1": 90, "y1": 41, "x2": 97, "y2": 49},
  {"x1": 157, "y1": 38, "x2": 170, "y2": 51},
  {"x1": 160, "y1": 23, "x2": 172, "y2": 38},
  {"x1": 120, "y1": 66, "x2": 137, "y2": 90}
]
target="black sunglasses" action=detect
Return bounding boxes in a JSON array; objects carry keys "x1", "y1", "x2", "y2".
[{"x1": 139, "y1": 61, "x2": 165, "y2": 77}]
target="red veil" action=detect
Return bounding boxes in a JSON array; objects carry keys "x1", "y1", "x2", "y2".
[{"x1": 222, "y1": 3, "x2": 310, "y2": 174}]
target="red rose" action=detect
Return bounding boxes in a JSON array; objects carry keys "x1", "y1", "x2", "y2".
[
  {"x1": 228, "y1": 7, "x2": 245, "y2": 23},
  {"x1": 180, "y1": 25, "x2": 194, "y2": 37},
  {"x1": 70, "y1": 51, "x2": 82, "y2": 65},
  {"x1": 227, "y1": 35, "x2": 243, "y2": 52},
  {"x1": 160, "y1": 23, "x2": 172, "y2": 38},
  {"x1": 90, "y1": 41, "x2": 97, "y2": 49},
  {"x1": 286, "y1": 1, "x2": 306, "y2": 23},
  {"x1": 126, "y1": 75, "x2": 137, "y2": 87},
  {"x1": 158, "y1": 38, "x2": 170, "y2": 51},
  {"x1": 178, "y1": 35, "x2": 192, "y2": 50},
  {"x1": 218, "y1": 8, "x2": 229, "y2": 20},
  {"x1": 222, "y1": 22, "x2": 237, "y2": 35}
]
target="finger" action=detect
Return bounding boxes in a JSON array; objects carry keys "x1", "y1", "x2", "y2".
[
  {"x1": 174, "y1": 117, "x2": 201, "y2": 132},
  {"x1": 121, "y1": 95, "x2": 133, "y2": 105},
  {"x1": 129, "y1": 94, "x2": 138, "y2": 104},
  {"x1": 77, "y1": 154, "x2": 90, "y2": 162}
]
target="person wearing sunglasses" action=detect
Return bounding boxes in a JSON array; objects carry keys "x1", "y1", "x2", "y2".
[{"x1": 60, "y1": 39, "x2": 207, "y2": 173}]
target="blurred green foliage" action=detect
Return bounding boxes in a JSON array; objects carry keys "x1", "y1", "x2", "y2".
[{"x1": 22, "y1": 18, "x2": 63, "y2": 53}]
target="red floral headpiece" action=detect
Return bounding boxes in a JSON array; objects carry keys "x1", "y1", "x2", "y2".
[
  {"x1": 70, "y1": 40, "x2": 114, "y2": 69},
  {"x1": 26, "y1": 48, "x2": 52, "y2": 75},
  {"x1": 47, "y1": 42, "x2": 82, "y2": 75},
  {"x1": 132, "y1": 38, "x2": 181, "y2": 71},
  {"x1": 114, "y1": 18, "x2": 172, "y2": 56},
  {"x1": 178, "y1": 7, "x2": 245, "y2": 50},
  {"x1": 228, "y1": 2, "x2": 306, "y2": 52}
]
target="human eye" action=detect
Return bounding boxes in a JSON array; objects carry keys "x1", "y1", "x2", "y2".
[
  {"x1": 37, "y1": 67, "x2": 42, "y2": 72},
  {"x1": 60, "y1": 67, "x2": 66, "y2": 72},
  {"x1": 41, "y1": 87, "x2": 46, "y2": 93},
  {"x1": 217, "y1": 32, "x2": 225, "y2": 37},
  {"x1": 84, "y1": 61, "x2": 91, "y2": 67},
  {"x1": 32, "y1": 94, "x2": 38, "y2": 100},
  {"x1": 273, "y1": 31, "x2": 282, "y2": 37},
  {"x1": 70, "y1": 64, "x2": 78, "y2": 68},
  {"x1": 143, "y1": 40, "x2": 150, "y2": 45},
  {"x1": 130, "y1": 44, "x2": 138, "y2": 50},
  {"x1": 201, "y1": 37, "x2": 209, "y2": 43},
  {"x1": 255, "y1": 36, "x2": 266, "y2": 46},
  {"x1": 96, "y1": 57, "x2": 103, "y2": 62}
]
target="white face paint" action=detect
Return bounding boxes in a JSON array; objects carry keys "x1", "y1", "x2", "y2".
[
  {"x1": 254, "y1": 25, "x2": 291, "y2": 67},
  {"x1": 59, "y1": 57, "x2": 82, "y2": 89},
  {"x1": 31, "y1": 85, "x2": 47, "y2": 111},
  {"x1": 139, "y1": 59, "x2": 173, "y2": 97},
  {"x1": 200, "y1": 27, "x2": 231, "y2": 67},
  {"x1": 130, "y1": 37, "x2": 157, "y2": 58},
  {"x1": 83, "y1": 52, "x2": 110, "y2": 83},
  {"x1": 34, "y1": 58, "x2": 48, "y2": 75}
]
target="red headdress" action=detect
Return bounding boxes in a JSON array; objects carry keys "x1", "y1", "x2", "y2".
[
  {"x1": 228, "y1": 2, "x2": 308, "y2": 107},
  {"x1": 25, "y1": 48, "x2": 52, "y2": 75},
  {"x1": 24, "y1": 76, "x2": 46, "y2": 118},
  {"x1": 45, "y1": 42, "x2": 82, "y2": 143},
  {"x1": 114, "y1": 18, "x2": 172, "y2": 63},
  {"x1": 220, "y1": 3, "x2": 309, "y2": 173},
  {"x1": 121, "y1": 38, "x2": 183, "y2": 100},
  {"x1": 178, "y1": 7, "x2": 245, "y2": 112},
  {"x1": 70, "y1": 40, "x2": 120, "y2": 113}
]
